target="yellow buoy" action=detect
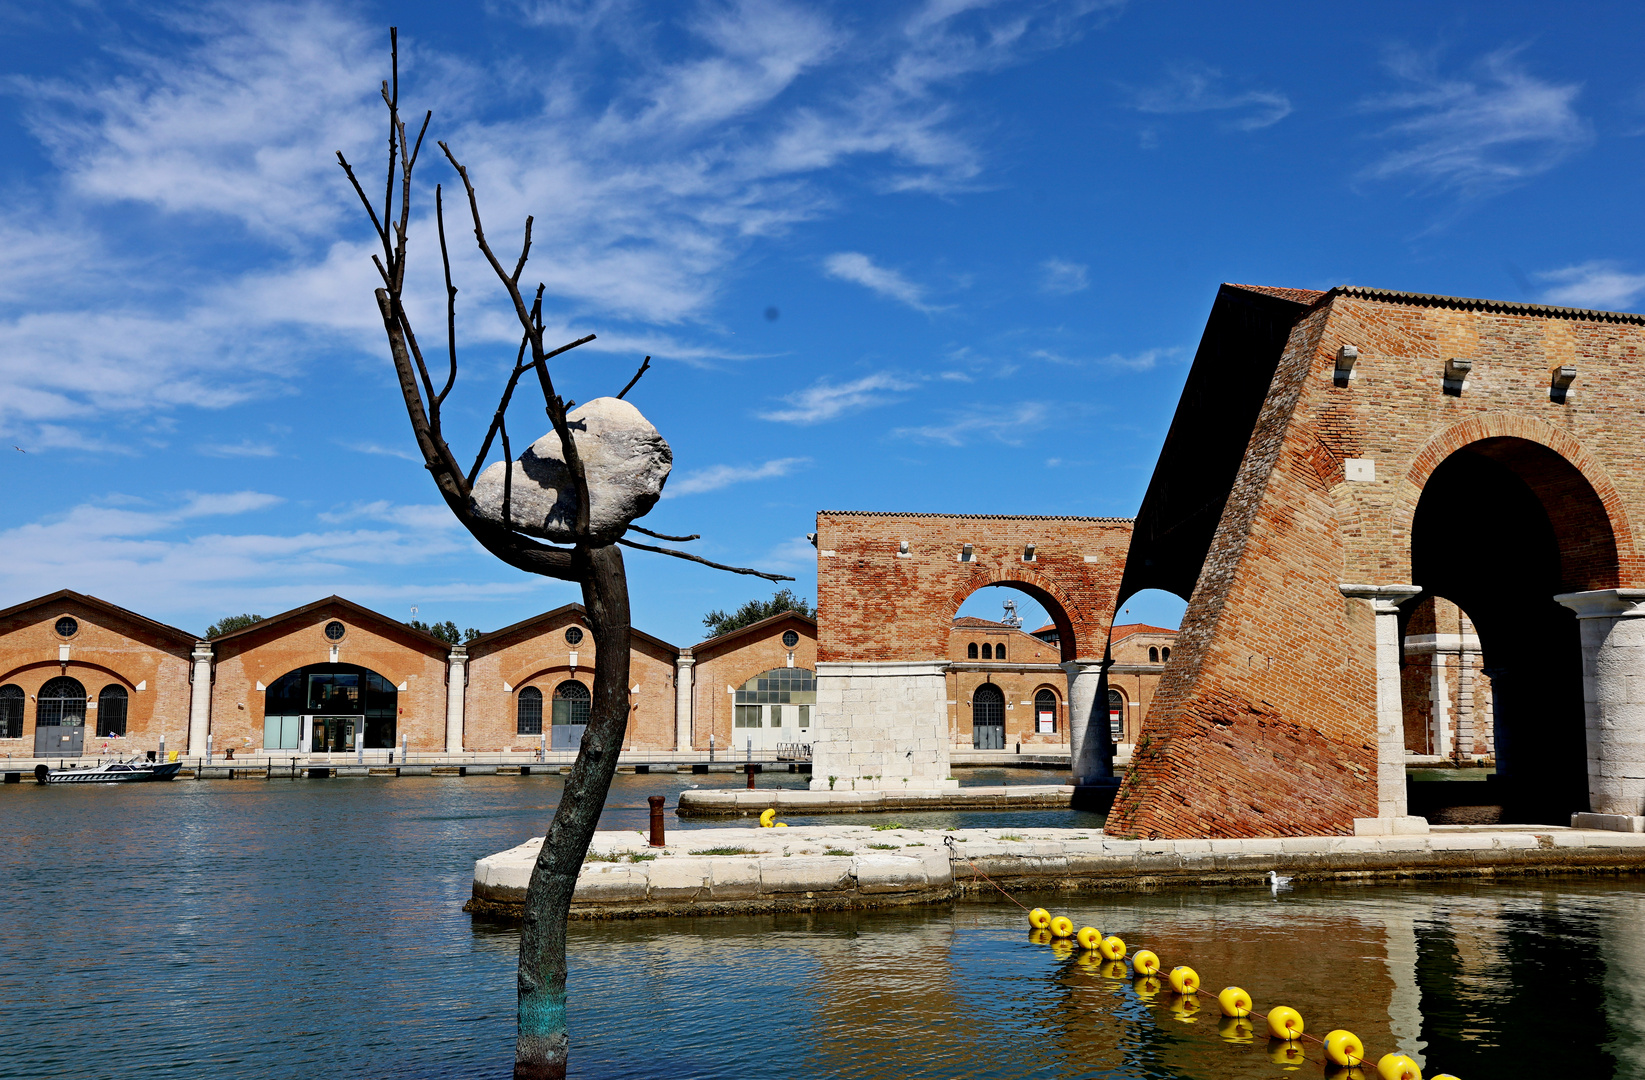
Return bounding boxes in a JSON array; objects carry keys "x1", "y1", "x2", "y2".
[
  {"x1": 759, "y1": 808, "x2": 777, "y2": 828},
  {"x1": 1268, "y1": 1039, "x2": 1307, "y2": 1066},
  {"x1": 1049, "y1": 915, "x2": 1075, "y2": 938},
  {"x1": 1028, "y1": 907, "x2": 1052, "y2": 929},
  {"x1": 1218, "y1": 1016, "x2": 1255, "y2": 1043},
  {"x1": 1428, "y1": 1075, "x2": 1460, "y2": 1080},
  {"x1": 1028, "y1": 928, "x2": 1053, "y2": 945},
  {"x1": 1376, "y1": 1053, "x2": 1422, "y2": 1080},
  {"x1": 1325, "y1": 1029, "x2": 1366, "y2": 1068},
  {"x1": 1266, "y1": 1005, "x2": 1304, "y2": 1041},
  {"x1": 1217, "y1": 986, "x2": 1253, "y2": 1018},
  {"x1": 1133, "y1": 975, "x2": 1162, "y2": 1000},
  {"x1": 1168, "y1": 965, "x2": 1200, "y2": 994},
  {"x1": 1131, "y1": 949, "x2": 1160, "y2": 976},
  {"x1": 1076, "y1": 926, "x2": 1103, "y2": 950},
  {"x1": 1099, "y1": 935, "x2": 1127, "y2": 961},
  {"x1": 774, "y1": 822, "x2": 788, "y2": 827}
]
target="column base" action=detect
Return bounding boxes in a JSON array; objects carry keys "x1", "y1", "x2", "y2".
[
  {"x1": 1072, "y1": 777, "x2": 1121, "y2": 813},
  {"x1": 1572, "y1": 812, "x2": 1645, "y2": 833},
  {"x1": 1353, "y1": 816, "x2": 1431, "y2": 836}
]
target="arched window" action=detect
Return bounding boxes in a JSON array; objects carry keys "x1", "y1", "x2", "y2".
[
  {"x1": 264, "y1": 663, "x2": 398, "y2": 751},
  {"x1": 0, "y1": 685, "x2": 21, "y2": 739},
  {"x1": 982, "y1": 642, "x2": 993, "y2": 660},
  {"x1": 1161, "y1": 646, "x2": 1171, "y2": 662},
  {"x1": 517, "y1": 686, "x2": 543, "y2": 735},
  {"x1": 967, "y1": 642, "x2": 978, "y2": 659},
  {"x1": 97, "y1": 685, "x2": 128, "y2": 737},
  {"x1": 1034, "y1": 688, "x2": 1057, "y2": 733},
  {"x1": 734, "y1": 667, "x2": 817, "y2": 732},
  {"x1": 995, "y1": 643, "x2": 1005, "y2": 661},
  {"x1": 1107, "y1": 688, "x2": 1125, "y2": 742},
  {"x1": 1148, "y1": 646, "x2": 1159, "y2": 663},
  {"x1": 38, "y1": 676, "x2": 87, "y2": 727},
  {"x1": 553, "y1": 681, "x2": 591, "y2": 727},
  {"x1": 972, "y1": 683, "x2": 1005, "y2": 749}
]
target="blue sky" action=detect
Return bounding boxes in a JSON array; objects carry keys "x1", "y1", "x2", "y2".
[{"x1": 1, "y1": 0, "x2": 1642, "y2": 644}]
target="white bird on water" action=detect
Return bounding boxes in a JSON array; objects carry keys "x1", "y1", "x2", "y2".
[{"x1": 1268, "y1": 870, "x2": 1293, "y2": 895}]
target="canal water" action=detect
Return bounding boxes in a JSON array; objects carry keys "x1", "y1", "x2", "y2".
[{"x1": 4, "y1": 774, "x2": 1642, "y2": 1079}]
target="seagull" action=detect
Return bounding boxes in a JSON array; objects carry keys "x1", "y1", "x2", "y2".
[
  {"x1": 11, "y1": 446, "x2": 23, "y2": 453},
  {"x1": 1268, "y1": 870, "x2": 1293, "y2": 895}
]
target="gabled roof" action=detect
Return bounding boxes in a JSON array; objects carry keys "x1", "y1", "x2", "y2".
[
  {"x1": 691, "y1": 609, "x2": 816, "y2": 652},
  {"x1": 0, "y1": 588, "x2": 195, "y2": 645},
  {"x1": 468, "y1": 602, "x2": 678, "y2": 655},
  {"x1": 209, "y1": 594, "x2": 448, "y2": 650},
  {"x1": 1112, "y1": 622, "x2": 1177, "y2": 641}
]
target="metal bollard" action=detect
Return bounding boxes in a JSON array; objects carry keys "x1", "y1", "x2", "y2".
[
  {"x1": 746, "y1": 762, "x2": 756, "y2": 790},
  {"x1": 648, "y1": 795, "x2": 666, "y2": 847}
]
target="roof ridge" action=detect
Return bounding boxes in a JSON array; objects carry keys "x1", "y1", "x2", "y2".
[{"x1": 1327, "y1": 284, "x2": 1645, "y2": 325}]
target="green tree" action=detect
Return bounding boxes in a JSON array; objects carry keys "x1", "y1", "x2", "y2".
[
  {"x1": 205, "y1": 613, "x2": 264, "y2": 638},
  {"x1": 408, "y1": 618, "x2": 483, "y2": 644},
  {"x1": 702, "y1": 588, "x2": 815, "y2": 638}
]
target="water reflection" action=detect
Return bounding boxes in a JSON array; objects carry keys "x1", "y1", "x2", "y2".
[{"x1": 1, "y1": 776, "x2": 1641, "y2": 1078}]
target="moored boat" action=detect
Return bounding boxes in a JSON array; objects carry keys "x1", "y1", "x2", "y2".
[{"x1": 38, "y1": 757, "x2": 183, "y2": 784}]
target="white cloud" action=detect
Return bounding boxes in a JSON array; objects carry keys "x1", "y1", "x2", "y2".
[
  {"x1": 1128, "y1": 62, "x2": 1292, "y2": 131},
  {"x1": 1028, "y1": 346, "x2": 1176, "y2": 369},
  {"x1": 1039, "y1": 258, "x2": 1089, "y2": 295},
  {"x1": 892, "y1": 400, "x2": 1048, "y2": 445},
  {"x1": 823, "y1": 252, "x2": 939, "y2": 311},
  {"x1": 1537, "y1": 261, "x2": 1645, "y2": 311},
  {"x1": 662, "y1": 456, "x2": 810, "y2": 498},
  {"x1": 341, "y1": 440, "x2": 422, "y2": 463},
  {"x1": 199, "y1": 440, "x2": 279, "y2": 458},
  {"x1": 1362, "y1": 47, "x2": 1591, "y2": 198},
  {"x1": 759, "y1": 372, "x2": 916, "y2": 423}
]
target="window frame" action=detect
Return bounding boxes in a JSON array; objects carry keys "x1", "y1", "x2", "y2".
[
  {"x1": 517, "y1": 685, "x2": 544, "y2": 735},
  {"x1": 96, "y1": 684, "x2": 129, "y2": 738}
]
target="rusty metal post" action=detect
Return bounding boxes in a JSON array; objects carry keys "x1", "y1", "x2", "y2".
[
  {"x1": 746, "y1": 762, "x2": 756, "y2": 789},
  {"x1": 648, "y1": 795, "x2": 666, "y2": 847}
]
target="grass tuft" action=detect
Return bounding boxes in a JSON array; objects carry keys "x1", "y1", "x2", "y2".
[
  {"x1": 867, "y1": 842, "x2": 900, "y2": 850},
  {"x1": 825, "y1": 848, "x2": 854, "y2": 856},
  {"x1": 690, "y1": 846, "x2": 756, "y2": 856}
]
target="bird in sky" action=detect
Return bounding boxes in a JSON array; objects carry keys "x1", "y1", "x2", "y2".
[{"x1": 11, "y1": 446, "x2": 23, "y2": 453}]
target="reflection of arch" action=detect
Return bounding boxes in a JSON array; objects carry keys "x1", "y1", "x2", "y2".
[
  {"x1": 517, "y1": 686, "x2": 543, "y2": 735},
  {"x1": 0, "y1": 684, "x2": 21, "y2": 739},
  {"x1": 264, "y1": 663, "x2": 398, "y2": 750},
  {"x1": 972, "y1": 683, "x2": 1004, "y2": 749},
  {"x1": 97, "y1": 685, "x2": 128, "y2": 737},
  {"x1": 38, "y1": 676, "x2": 86, "y2": 726},
  {"x1": 1034, "y1": 687, "x2": 1059, "y2": 733},
  {"x1": 552, "y1": 680, "x2": 591, "y2": 726}
]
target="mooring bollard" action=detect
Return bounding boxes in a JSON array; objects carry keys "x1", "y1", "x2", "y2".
[
  {"x1": 745, "y1": 762, "x2": 756, "y2": 789},
  {"x1": 648, "y1": 795, "x2": 666, "y2": 847}
]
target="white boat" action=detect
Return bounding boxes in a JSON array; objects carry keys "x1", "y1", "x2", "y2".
[{"x1": 38, "y1": 757, "x2": 183, "y2": 784}]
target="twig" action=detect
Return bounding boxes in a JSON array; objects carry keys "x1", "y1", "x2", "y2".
[
  {"x1": 501, "y1": 417, "x2": 514, "y2": 533},
  {"x1": 616, "y1": 356, "x2": 650, "y2": 400},
  {"x1": 468, "y1": 332, "x2": 534, "y2": 487},
  {"x1": 627, "y1": 524, "x2": 698, "y2": 543},
  {"x1": 616, "y1": 538, "x2": 794, "y2": 582},
  {"x1": 436, "y1": 185, "x2": 458, "y2": 405}
]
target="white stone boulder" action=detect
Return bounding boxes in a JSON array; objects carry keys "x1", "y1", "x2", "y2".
[{"x1": 471, "y1": 397, "x2": 671, "y2": 543}]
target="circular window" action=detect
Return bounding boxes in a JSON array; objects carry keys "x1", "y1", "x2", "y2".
[
  {"x1": 565, "y1": 626, "x2": 584, "y2": 647},
  {"x1": 55, "y1": 616, "x2": 78, "y2": 638},
  {"x1": 782, "y1": 630, "x2": 799, "y2": 648},
  {"x1": 324, "y1": 620, "x2": 346, "y2": 641}
]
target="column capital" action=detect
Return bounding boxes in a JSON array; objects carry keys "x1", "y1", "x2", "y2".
[
  {"x1": 1340, "y1": 583, "x2": 1422, "y2": 613},
  {"x1": 447, "y1": 644, "x2": 467, "y2": 662},
  {"x1": 1554, "y1": 588, "x2": 1645, "y2": 620},
  {"x1": 1060, "y1": 659, "x2": 1109, "y2": 676},
  {"x1": 675, "y1": 653, "x2": 696, "y2": 668},
  {"x1": 191, "y1": 641, "x2": 214, "y2": 662}
]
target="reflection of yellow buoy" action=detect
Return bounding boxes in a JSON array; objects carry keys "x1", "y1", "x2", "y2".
[
  {"x1": 1028, "y1": 928, "x2": 1052, "y2": 945},
  {"x1": 1168, "y1": 965, "x2": 1200, "y2": 994},
  {"x1": 1050, "y1": 939, "x2": 1075, "y2": 961},
  {"x1": 1217, "y1": 986, "x2": 1253, "y2": 1018},
  {"x1": 1329, "y1": 1069, "x2": 1370, "y2": 1080},
  {"x1": 1325, "y1": 1030, "x2": 1366, "y2": 1068},
  {"x1": 1049, "y1": 915, "x2": 1074, "y2": 938},
  {"x1": 1133, "y1": 975, "x2": 1162, "y2": 1000},
  {"x1": 1131, "y1": 949, "x2": 1160, "y2": 976},
  {"x1": 1028, "y1": 907, "x2": 1052, "y2": 929},
  {"x1": 759, "y1": 808, "x2": 777, "y2": 828},
  {"x1": 1267, "y1": 1006, "x2": 1304, "y2": 1040},
  {"x1": 1099, "y1": 935, "x2": 1127, "y2": 960},
  {"x1": 1076, "y1": 952, "x2": 1103, "y2": 973},
  {"x1": 1076, "y1": 926, "x2": 1103, "y2": 950},
  {"x1": 1268, "y1": 1039, "x2": 1307, "y2": 1066},
  {"x1": 1218, "y1": 1016, "x2": 1255, "y2": 1044},
  {"x1": 1375, "y1": 1054, "x2": 1422, "y2": 1080},
  {"x1": 1099, "y1": 960, "x2": 1128, "y2": 980},
  {"x1": 1168, "y1": 993, "x2": 1200, "y2": 1022}
]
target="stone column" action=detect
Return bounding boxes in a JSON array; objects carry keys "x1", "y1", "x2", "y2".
[
  {"x1": 1062, "y1": 660, "x2": 1110, "y2": 785},
  {"x1": 1554, "y1": 589, "x2": 1645, "y2": 828},
  {"x1": 674, "y1": 651, "x2": 695, "y2": 752},
  {"x1": 809, "y1": 661, "x2": 957, "y2": 791},
  {"x1": 1340, "y1": 584, "x2": 1426, "y2": 833},
  {"x1": 445, "y1": 645, "x2": 467, "y2": 754},
  {"x1": 187, "y1": 641, "x2": 213, "y2": 757}
]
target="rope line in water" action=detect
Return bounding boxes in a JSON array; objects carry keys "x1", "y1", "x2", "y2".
[{"x1": 941, "y1": 835, "x2": 1450, "y2": 1080}]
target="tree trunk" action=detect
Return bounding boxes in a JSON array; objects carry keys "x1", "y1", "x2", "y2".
[{"x1": 515, "y1": 544, "x2": 631, "y2": 1079}]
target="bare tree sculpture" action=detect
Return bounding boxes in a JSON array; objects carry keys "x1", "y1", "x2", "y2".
[{"x1": 339, "y1": 30, "x2": 791, "y2": 1080}]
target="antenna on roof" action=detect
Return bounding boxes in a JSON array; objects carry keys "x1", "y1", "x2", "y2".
[{"x1": 1001, "y1": 598, "x2": 1021, "y2": 629}]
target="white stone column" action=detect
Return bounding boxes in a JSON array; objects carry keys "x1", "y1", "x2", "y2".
[
  {"x1": 445, "y1": 645, "x2": 467, "y2": 754},
  {"x1": 186, "y1": 641, "x2": 213, "y2": 757},
  {"x1": 674, "y1": 651, "x2": 695, "y2": 752},
  {"x1": 809, "y1": 661, "x2": 957, "y2": 791},
  {"x1": 1062, "y1": 660, "x2": 1109, "y2": 785},
  {"x1": 1554, "y1": 589, "x2": 1645, "y2": 827},
  {"x1": 1340, "y1": 583, "x2": 1427, "y2": 833}
]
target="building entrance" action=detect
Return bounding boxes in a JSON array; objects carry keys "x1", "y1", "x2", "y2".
[
  {"x1": 732, "y1": 667, "x2": 815, "y2": 753},
  {"x1": 972, "y1": 683, "x2": 1005, "y2": 749},
  {"x1": 263, "y1": 663, "x2": 397, "y2": 753},
  {"x1": 34, "y1": 676, "x2": 86, "y2": 757}
]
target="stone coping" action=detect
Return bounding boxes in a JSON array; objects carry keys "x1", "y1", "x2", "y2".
[
  {"x1": 675, "y1": 785, "x2": 1074, "y2": 817},
  {"x1": 466, "y1": 824, "x2": 1645, "y2": 920}
]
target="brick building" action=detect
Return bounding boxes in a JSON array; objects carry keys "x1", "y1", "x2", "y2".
[{"x1": 0, "y1": 588, "x2": 812, "y2": 759}]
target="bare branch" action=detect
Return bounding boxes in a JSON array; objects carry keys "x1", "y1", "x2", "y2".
[
  {"x1": 467, "y1": 332, "x2": 533, "y2": 487},
  {"x1": 511, "y1": 216, "x2": 533, "y2": 285},
  {"x1": 616, "y1": 537, "x2": 794, "y2": 581},
  {"x1": 616, "y1": 355, "x2": 650, "y2": 400},
  {"x1": 435, "y1": 184, "x2": 458, "y2": 405},
  {"x1": 627, "y1": 524, "x2": 698, "y2": 543},
  {"x1": 501, "y1": 416, "x2": 513, "y2": 534},
  {"x1": 335, "y1": 151, "x2": 387, "y2": 249}
]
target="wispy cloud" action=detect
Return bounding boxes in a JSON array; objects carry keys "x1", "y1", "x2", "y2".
[
  {"x1": 1537, "y1": 261, "x2": 1645, "y2": 311},
  {"x1": 892, "y1": 401, "x2": 1048, "y2": 445},
  {"x1": 760, "y1": 372, "x2": 916, "y2": 423},
  {"x1": 341, "y1": 440, "x2": 421, "y2": 463},
  {"x1": 1127, "y1": 62, "x2": 1292, "y2": 131},
  {"x1": 1361, "y1": 46, "x2": 1591, "y2": 198},
  {"x1": 1029, "y1": 346, "x2": 1177, "y2": 370},
  {"x1": 199, "y1": 440, "x2": 278, "y2": 458},
  {"x1": 823, "y1": 252, "x2": 941, "y2": 312},
  {"x1": 1039, "y1": 258, "x2": 1089, "y2": 295},
  {"x1": 662, "y1": 456, "x2": 811, "y2": 498}
]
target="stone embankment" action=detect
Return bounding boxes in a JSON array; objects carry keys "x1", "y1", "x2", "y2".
[
  {"x1": 467, "y1": 824, "x2": 1645, "y2": 920},
  {"x1": 675, "y1": 785, "x2": 1072, "y2": 817}
]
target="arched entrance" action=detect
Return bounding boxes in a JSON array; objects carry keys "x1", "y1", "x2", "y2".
[
  {"x1": 1410, "y1": 437, "x2": 1619, "y2": 821},
  {"x1": 731, "y1": 667, "x2": 816, "y2": 753},
  {"x1": 972, "y1": 683, "x2": 1004, "y2": 749},
  {"x1": 35, "y1": 676, "x2": 86, "y2": 757},
  {"x1": 263, "y1": 663, "x2": 398, "y2": 752}
]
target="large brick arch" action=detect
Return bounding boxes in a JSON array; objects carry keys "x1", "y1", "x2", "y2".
[{"x1": 813, "y1": 512, "x2": 1133, "y2": 664}]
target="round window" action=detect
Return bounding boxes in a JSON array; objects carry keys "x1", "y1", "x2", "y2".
[
  {"x1": 565, "y1": 626, "x2": 584, "y2": 646},
  {"x1": 781, "y1": 629, "x2": 799, "y2": 648},
  {"x1": 324, "y1": 620, "x2": 346, "y2": 641},
  {"x1": 55, "y1": 616, "x2": 78, "y2": 638}
]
